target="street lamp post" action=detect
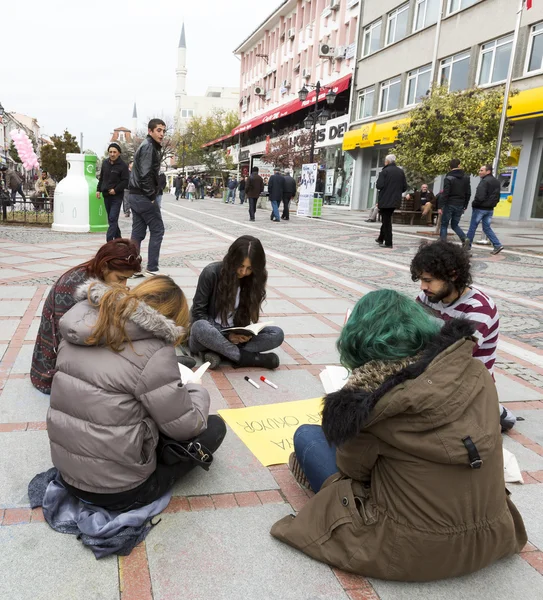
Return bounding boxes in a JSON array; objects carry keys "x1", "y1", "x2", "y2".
[{"x1": 298, "y1": 82, "x2": 337, "y2": 163}]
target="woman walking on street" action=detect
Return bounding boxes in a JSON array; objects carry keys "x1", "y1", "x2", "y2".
[
  {"x1": 272, "y1": 289, "x2": 527, "y2": 582},
  {"x1": 189, "y1": 235, "x2": 284, "y2": 369}
]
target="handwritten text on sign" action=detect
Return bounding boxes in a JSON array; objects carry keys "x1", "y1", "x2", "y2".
[{"x1": 218, "y1": 398, "x2": 323, "y2": 466}]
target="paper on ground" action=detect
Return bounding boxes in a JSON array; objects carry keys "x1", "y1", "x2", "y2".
[
  {"x1": 178, "y1": 361, "x2": 211, "y2": 384},
  {"x1": 218, "y1": 397, "x2": 323, "y2": 466},
  {"x1": 319, "y1": 366, "x2": 349, "y2": 394},
  {"x1": 503, "y1": 447, "x2": 524, "y2": 484}
]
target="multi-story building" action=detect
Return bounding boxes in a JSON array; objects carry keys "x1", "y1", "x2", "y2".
[
  {"x1": 344, "y1": 0, "x2": 543, "y2": 221},
  {"x1": 174, "y1": 23, "x2": 239, "y2": 131},
  {"x1": 206, "y1": 0, "x2": 362, "y2": 205}
]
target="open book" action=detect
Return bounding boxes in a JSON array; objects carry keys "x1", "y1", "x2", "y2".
[
  {"x1": 319, "y1": 366, "x2": 350, "y2": 395},
  {"x1": 221, "y1": 321, "x2": 274, "y2": 338},
  {"x1": 178, "y1": 361, "x2": 211, "y2": 385}
]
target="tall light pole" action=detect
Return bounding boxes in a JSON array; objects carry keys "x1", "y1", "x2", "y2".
[{"x1": 298, "y1": 82, "x2": 337, "y2": 163}]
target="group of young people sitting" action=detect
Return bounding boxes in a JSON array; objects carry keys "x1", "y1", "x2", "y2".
[{"x1": 29, "y1": 235, "x2": 526, "y2": 581}]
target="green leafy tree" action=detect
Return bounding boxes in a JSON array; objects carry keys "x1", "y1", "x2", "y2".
[
  {"x1": 394, "y1": 86, "x2": 515, "y2": 187},
  {"x1": 40, "y1": 130, "x2": 81, "y2": 182},
  {"x1": 179, "y1": 109, "x2": 240, "y2": 180},
  {"x1": 9, "y1": 141, "x2": 21, "y2": 164}
]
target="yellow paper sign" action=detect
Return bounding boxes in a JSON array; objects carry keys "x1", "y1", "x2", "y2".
[{"x1": 218, "y1": 397, "x2": 323, "y2": 467}]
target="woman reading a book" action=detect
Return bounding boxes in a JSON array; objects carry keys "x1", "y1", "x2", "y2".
[
  {"x1": 271, "y1": 289, "x2": 527, "y2": 582},
  {"x1": 189, "y1": 235, "x2": 284, "y2": 369},
  {"x1": 47, "y1": 275, "x2": 226, "y2": 511}
]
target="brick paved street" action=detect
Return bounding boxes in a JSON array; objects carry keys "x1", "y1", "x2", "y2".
[{"x1": 1, "y1": 194, "x2": 543, "y2": 600}]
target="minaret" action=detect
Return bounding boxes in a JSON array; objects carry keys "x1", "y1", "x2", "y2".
[
  {"x1": 131, "y1": 102, "x2": 138, "y2": 136},
  {"x1": 175, "y1": 22, "x2": 187, "y2": 128}
]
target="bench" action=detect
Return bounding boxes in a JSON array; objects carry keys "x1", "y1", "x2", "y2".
[{"x1": 393, "y1": 198, "x2": 437, "y2": 226}]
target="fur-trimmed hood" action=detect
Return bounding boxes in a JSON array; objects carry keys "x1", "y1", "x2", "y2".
[
  {"x1": 322, "y1": 319, "x2": 478, "y2": 448},
  {"x1": 60, "y1": 279, "x2": 184, "y2": 346}
]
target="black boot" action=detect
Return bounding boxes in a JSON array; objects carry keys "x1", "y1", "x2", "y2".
[
  {"x1": 177, "y1": 355, "x2": 197, "y2": 369},
  {"x1": 235, "y1": 350, "x2": 279, "y2": 369}
]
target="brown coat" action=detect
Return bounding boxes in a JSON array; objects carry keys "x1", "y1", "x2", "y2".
[
  {"x1": 271, "y1": 320, "x2": 526, "y2": 582},
  {"x1": 413, "y1": 190, "x2": 436, "y2": 211},
  {"x1": 47, "y1": 281, "x2": 210, "y2": 494}
]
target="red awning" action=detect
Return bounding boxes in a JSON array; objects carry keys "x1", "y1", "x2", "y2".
[{"x1": 203, "y1": 73, "x2": 352, "y2": 147}]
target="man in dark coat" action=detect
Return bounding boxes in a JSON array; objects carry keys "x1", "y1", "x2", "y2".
[
  {"x1": 281, "y1": 170, "x2": 297, "y2": 220},
  {"x1": 245, "y1": 167, "x2": 265, "y2": 221},
  {"x1": 466, "y1": 164, "x2": 503, "y2": 255},
  {"x1": 406, "y1": 183, "x2": 436, "y2": 226},
  {"x1": 440, "y1": 158, "x2": 471, "y2": 244},
  {"x1": 268, "y1": 167, "x2": 284, "y2": 222},
  {"x1": 174, "y1": 174, "x2": 183, "y2": 201},
  {"x1": 375, "y1": 154, "x2": 407, "y2": 248},
  {"x1": 97, "y1": 142, "x2": 129, "y2": 242}
]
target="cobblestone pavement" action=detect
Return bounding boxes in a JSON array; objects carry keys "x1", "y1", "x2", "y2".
[{"x1": 1, "y1": 194, "x2": 543, "y2": 600}]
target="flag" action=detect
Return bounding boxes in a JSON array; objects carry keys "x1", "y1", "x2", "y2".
[{"x1": 526, "y1": 0, "x2": 532, "y2": 9}]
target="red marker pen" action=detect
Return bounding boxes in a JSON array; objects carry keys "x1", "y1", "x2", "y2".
[{"x1": 260, "y1": 376, "x2": 278, "y2": 389}]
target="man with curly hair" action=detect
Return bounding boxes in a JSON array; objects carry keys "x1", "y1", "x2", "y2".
[{"x1": 410, "y1": 240, "x2": 515, "y2": 431}]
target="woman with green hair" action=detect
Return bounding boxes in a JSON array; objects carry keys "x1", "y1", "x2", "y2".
[{"x1": 271, "y1": 289, "x2": 526, "y2": 582}]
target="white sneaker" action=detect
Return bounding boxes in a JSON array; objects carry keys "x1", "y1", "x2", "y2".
[{"x1": 145, "y1": 268, "x2": 169, "y2": 277}]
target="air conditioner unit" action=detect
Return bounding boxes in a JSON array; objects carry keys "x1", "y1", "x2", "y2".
[
  {"x1": 302, "y1": 68, "x2": 311, "y2": 79},
  {"x1": 288, "y1": 28, "x2": 295, "y2": 40},
  {"x1": 254, "y1": 86, "x2": 266, "y2": 96},
  {"x1": 334, "y1": 46, "x2": 346, "y2": 59},
  {"x1": 319, "y1": 43, "x2": 335, "y2": 58},
  {"x1": 329, "y1": 0, "x2": 341, "y2": 10},
  {"x1": 282, "y1": 80, "x2": 291, "y2": 89}
]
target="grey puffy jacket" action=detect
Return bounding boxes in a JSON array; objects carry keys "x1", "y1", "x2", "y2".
[{"x1": 47, "y1": 281, "x2": 210, "y2": 495}]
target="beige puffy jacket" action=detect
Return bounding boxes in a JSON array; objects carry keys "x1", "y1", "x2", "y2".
[{"x1": 47, "y1": 281, "x2": 210, "y2": 494}]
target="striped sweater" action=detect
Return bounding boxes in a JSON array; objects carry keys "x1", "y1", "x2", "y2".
[{"x1": 417, "y1": 287, "x2": 499, "y2": 375}]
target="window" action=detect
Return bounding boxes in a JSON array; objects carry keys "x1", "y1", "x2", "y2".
[
  {"x1": 357, "y1": 87, "x2": 375, "y2": 120},
  {"x1": 477, "y1": 35, "x2": 513, "y2": 86},
  {"x1": 362, "y1": 19, "x2": 382, "y2": 57},
  {"x1": 379, "y1": 77, "x2": 401, "y2": 113},
  {"x1": 447, "y1": 0, "x2": 477, "y2": 14},
  {"x1": 406, "y1": 64, "x2": 431, "y2": 106},
  {"x1": 181, "y1": 109, "x2": 194, "y2": 118},
  {"x1": 526, "y1": 22, "x2": 543, "y2": 74},
  {"x1": 386, "y1": 4, "x2": 409, "y2": 46},
  {"x1": 440, "y1": 51, "x2": 470, "y2": 91},
  {"x1": 414, "y1": 0, "x2": 439, "y2": 32}
]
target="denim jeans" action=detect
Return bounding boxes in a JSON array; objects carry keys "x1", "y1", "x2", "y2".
[
  {"x1": 239, "y1": 190, "x2": 246, "y2": 204},
  {"x1": 293, "y1": 424, "x2": 338, "y2": 493},
  {"x1": 227, "y1": 189, "x2": 236, "y2": 203},
  {"x1": 248, "y1": 197, "x2": 257, "y2": 220},
  {"x1": 467, "y1": 208, "x2": 501, "y2": 247},
  {"x1": 270, "y1": 200, "x2": 280, "y2": 221},
  {"x1": 103, "y1": 195, "x2": 122, "y2": 242},
  {"x1": 440, "y1": 205, "x2": 466, "y2": 242},
  {"x1": 129, "y1": 194, "x2": 165, "y2": 272},
  {"x1": 155, "y1": 194, "x2": 162, "y2": 209}
]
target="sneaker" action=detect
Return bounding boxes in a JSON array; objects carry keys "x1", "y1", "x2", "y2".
[
  {"x1": 145, "y1": 268, "x2": 169, "y2": 277},
  {"x1": 288, "y1": 452, "x2": 312, "y2": 491},
  {"x1": 462, "y1": 238, "x2": 471, "y2": 250},
  {"x1": 203, "y1": 351, "x2": 222, "y2": 370},
  {"x1": 491, "y1": 245, "x2": 504, "y2": 255}
]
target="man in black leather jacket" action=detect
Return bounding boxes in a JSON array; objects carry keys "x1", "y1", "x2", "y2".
[
  {"x1": 97, "y1": 143, "x2": 129, "y2": 242},
  {"x1": 129, "y1": 118, "x2": 166, "y2": 276}
]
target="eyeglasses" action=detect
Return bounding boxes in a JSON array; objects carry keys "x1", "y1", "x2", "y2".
[{"x1": 123, "y1": 254, "x2": 142, "y2": 262}]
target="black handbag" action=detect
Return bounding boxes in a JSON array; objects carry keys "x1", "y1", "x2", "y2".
[{"x1": 157, "y1": 437, "x2": 214, "y2": 471}]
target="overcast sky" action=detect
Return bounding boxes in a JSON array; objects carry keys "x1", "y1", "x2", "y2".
[{"x1": 2, "y1": 0, "x2": 279, "y2": 154}]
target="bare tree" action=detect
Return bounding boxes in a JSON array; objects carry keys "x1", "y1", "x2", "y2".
[{"x1": 261, "y1": 131, "x2": 313, "y2": 170}]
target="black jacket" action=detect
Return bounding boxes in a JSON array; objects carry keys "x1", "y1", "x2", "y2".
[
  {"x1": 472, "y1": 174, "x2": 501, "y2": 210},
  {"x1": 129, "y1": 135, "x2": 162, "y2": 200},
  {"x1": 97, "y1": 158, "x2": 129, "y2": 197},
  {"x1": 442, "y1": 169, "x2": 471, "y2": 209},
  {"x1": 283, "y1": 175, "x2": 297, "y2": 198},
  {"x1": 238, "y1": 179, "x2": 246, "y2": 192},
  {"x1": 268, "y1": 174, "x2": 285, "y2": 203},
  {"x1": 376, "y1": 163, "x2": 407, "y2": 209},
  {"x1": 245, "y1": 173, "x2": 264, "y2": 199},
  {"x1": 191, "y1": 262, "x2": 222, "y2": 327},
  {"x1": 158, "y1": 172, "x2": 167, "y2": 192}
]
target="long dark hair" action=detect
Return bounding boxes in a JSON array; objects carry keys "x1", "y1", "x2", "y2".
[
  {"x1": 217, "y1": 235, "x2": 267, "y2": 326},
  {"x1": 69, "y1": 239, "x2": 142, "y2": 279}
]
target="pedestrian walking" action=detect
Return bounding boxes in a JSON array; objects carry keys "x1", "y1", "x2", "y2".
[
  {"x1": 187, "y1": 179, "x2": 196, "y2": 201},
  {"x1": 227, "y1": 176, "x2": 238, "y2": 204},
  {"x1": 411, "y1": 239, "x2": 516, "y2": 431},
  {"x1": 272, "y1": 289, "x2": 527, "y2": 581},
  {"x1": 281, "y1": 170, "x2": 297, "y2": 220},
  {"x1": 245, "y1": 167, "x2": 264, "y2": 221},
  {"x1": 440, "y1": 159, "x2": 471, "y2": 245},
  {"x1": 156, "y1": 171, "x2": 167, "y2": 209},
  {"x1": 268, "y1": 167, "x2": 284, "y2": 222},
  {"x1": 123, "y1": 162, "x2": 133, "y2": 217},
  {"x1": 128, "y1": 118, "x2": 167, "y2": 277},
  {"x1": 375, "y1": 154, "x2": 407, "y2": 248},
  {"x1": 174, "y1": 173, "x2": 183, "y2": 201},
  {"x1": 97, "y1": 143, "x2": 129, "y2": 242},
  {"x1": 466, "y1": 164, "x2": 504, "y2": 255},
  {"x1": 6, "y1": 168, "x2": 26, "y2": 203},
  {"x1": 238, "y1": 176, "x2": 246, "y2": 204}
]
